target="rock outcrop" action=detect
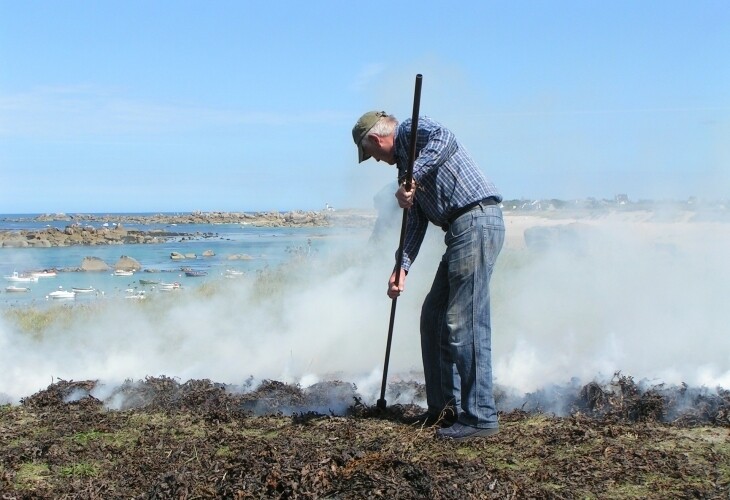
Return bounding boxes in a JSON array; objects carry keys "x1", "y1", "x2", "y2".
[
  {"x1": 0, "y1": 210, "x2": 376, "y2": 248},
  {"x1": 0, "y1": 225, "x2": 187, "y2": 248},
  {"x1": 114, "y1": 256, "x2": 142, "y2": 271},
  {"x1": 80, "y1": 257, "x2": 110, "y2": 272},
  {"x1": 26, "y1": 211, "x2": 334, "y2": 227}
]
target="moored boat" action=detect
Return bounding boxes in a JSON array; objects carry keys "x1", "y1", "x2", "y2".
[
  {"x1": 31, "y1": 270, "x2": 57, "y2": 278},
  {"x1": 71, "y1": 286, "x2": 96, "y2": 293},
  {"x1": 47, "y1": 288, "x2": 76, "y2": 299},
  {"x1": 4, "y1": 272, "x2": 39, "y2": 283},
  {"x1": 5, "y1": 285, "x2": 30, "y2": 293},
  {"x1": 184, "y1": 270, "x2": 208, "y2": 277},
  {"x1": 158, "y1": 282, "x2": 181, "y2": 291},
  {"x1": 113, "y1": 270, "x2": 134, "y2": 276},
  {"x1": 124, "y1": 289, "x2": 146, "y2": 300}
]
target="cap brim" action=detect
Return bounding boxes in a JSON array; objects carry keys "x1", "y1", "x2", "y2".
[{"x1": 357, "y1": 143, "x2": 370, "y2": 163}]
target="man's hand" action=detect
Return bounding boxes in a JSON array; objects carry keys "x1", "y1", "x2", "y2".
[
  {"x1": 387, "y1": 268, "x2": 407, "y2": 299},
  {"x1": 395, "y1": 182, "x2": 416, "y2": 209}
]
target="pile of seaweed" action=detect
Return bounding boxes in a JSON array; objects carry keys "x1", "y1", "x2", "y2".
[{"x1": 1, "y1": 374, "x2": 728, "y2": 498}]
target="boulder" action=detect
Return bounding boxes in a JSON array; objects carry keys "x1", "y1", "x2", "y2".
[
  {"x1": 1, "y1": 235, "x2": 29, "y2": 248},
  {"x1": 170, "y1": 252, "x2": 186, "y2": 260},
  {"x1": 81, "y1": 256, "x2": 110, "y2": 272},
  {"x1": 227, "y1": 253, "x2": 254, "y2": 260},
  {"x1": 29, "y1": 239, "x2": 52, "y2": 248},
  {"x1": 115, "y1": 255, "x2": 142, "y2": 271},
  {"x1": 524, "y1": 223, "x2": 595, "y2": 253}
]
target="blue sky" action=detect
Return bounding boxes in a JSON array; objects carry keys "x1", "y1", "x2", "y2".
[{"x1": 1, "y1": 1, "x2": 728, "y2": 213}]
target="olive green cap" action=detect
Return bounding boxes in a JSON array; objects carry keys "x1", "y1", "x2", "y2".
[{"x1": 352, "y1": 111, "x2": 387, "y2": 163}]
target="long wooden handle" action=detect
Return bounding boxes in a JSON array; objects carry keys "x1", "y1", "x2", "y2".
[
  {"x1": 403, "y1": 74, "x2": 422, "y2": 191},
  {"x1": 377, "y1": 74, "x2": 423, "y2": 410},
  {"x1": 393, "y1": 74, "x2": 422, "y2": 286}
]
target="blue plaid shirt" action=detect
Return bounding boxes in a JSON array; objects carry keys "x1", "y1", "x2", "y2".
[{"x1": 394, "y1": 116, "x2": 501, "y2": 271}]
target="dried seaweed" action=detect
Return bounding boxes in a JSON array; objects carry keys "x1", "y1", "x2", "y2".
[{"x1": 2, "y1": 374, "x2": 729, "y2": 498}]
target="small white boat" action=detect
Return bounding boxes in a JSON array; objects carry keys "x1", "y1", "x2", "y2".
[
  {"x1": 225, "y1": 269, "x2": 245, "y2": 278},
  {"x1": 31, "y1": 270, "x2": 57, "y2": 278},
  {"x1": 71, "y1": 286, "x2": 96, "y2": 293},
  {"x1": 184, "y1": 269, "x2": 207, "y2": 277},
  {"x1": 125, "y1": 290, "x2": 146, "y2": 300},
  {"x1": 158, "y1": 282, "x2": 181, "y2": 291},
  {"x1": 4, "y1": 272, "x2": 39, "y2": 283},
  {"x1": 47, "y1": 288, "x2": 76, "y2": 299},
  {"x1": 113, "y1": 270, "x2": 134, "y2": 276},
  {"x1": 6, "y1": 285, "x2": 30, "y2": 293}
]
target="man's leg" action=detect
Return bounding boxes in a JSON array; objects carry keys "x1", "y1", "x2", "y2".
[
  {"x1": 444, "y1": 206, "x2": 504, "y2": 428},
  {"x1": 420, "y1": 259, "x2": 460, "y2": 417}
]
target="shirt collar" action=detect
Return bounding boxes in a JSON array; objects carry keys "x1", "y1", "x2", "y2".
[{"x1": 393, "y1": 125, "x2": 404, "y2": 164}]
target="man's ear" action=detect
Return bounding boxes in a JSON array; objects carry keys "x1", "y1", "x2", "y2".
[{"x1": 367, "y1": 133, "x2": 382, "y2": 147}]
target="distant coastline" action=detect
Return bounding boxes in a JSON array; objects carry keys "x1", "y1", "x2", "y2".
[
  {"x1": 0, "y1": 210, "x2": 378, "y2": 248},
  {"x1": 1, "y1": 209, "x2": 376, "y2": 226},
  {"x1": 1, "y1": 201, "x2": 726, "y2": 249}
]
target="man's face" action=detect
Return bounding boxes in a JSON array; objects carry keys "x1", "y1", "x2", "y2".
[{"x1": 362, "y1": 134, "x2": 396, "y2": 165}]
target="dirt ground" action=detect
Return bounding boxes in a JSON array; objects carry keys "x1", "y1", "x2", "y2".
[{"x1": 1, "y1": 375, "x2": 729, "y2": 499}]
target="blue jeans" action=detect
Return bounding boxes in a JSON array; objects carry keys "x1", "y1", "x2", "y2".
[{"x1": 420, "y1": 204, "x2": 504, "y2": 428}]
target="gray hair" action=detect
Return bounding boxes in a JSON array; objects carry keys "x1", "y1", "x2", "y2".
[{"x1": 362, "y1": 114, "x2": 398, "y2": 148}]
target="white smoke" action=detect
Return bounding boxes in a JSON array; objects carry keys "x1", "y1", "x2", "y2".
[
  {"x1": 1, "y1": 209, "x2": 729, "y2": 410},
  {"x1": 0, "y1": 206, "x2": 432, "y2": 405},
  {"x1": 493, "y1": 212, "x2": 730, "y2": 394}
]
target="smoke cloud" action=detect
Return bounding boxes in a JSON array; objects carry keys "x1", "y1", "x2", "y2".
[
  {"x1": 493, "y1": 212, "x2": 730, "y2": 396},
  {"x1": 1, "y1": 207, "x2": 728, "y2": 413}
]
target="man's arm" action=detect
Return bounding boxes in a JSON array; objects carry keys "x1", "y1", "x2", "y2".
[
  {"x1": 411, "y1": 121, "x2": 457, "y2": 182},
  {"x1": 399, "y1": 203, "x2": 428, "y2": 272}
]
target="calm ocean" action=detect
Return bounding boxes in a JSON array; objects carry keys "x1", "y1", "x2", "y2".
[{"x1": 0, "y1": 213, "x2": 370, "y2": 307}]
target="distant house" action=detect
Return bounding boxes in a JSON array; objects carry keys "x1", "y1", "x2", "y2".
[{"x1": 514, "y1": 199, "x2": 539, "y2": 210}]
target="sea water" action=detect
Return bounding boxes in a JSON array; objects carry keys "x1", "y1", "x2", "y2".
[{"x1": 0, "y1": 214, "x2": 371, "y2": 307}]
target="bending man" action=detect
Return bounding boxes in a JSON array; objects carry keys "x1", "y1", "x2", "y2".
[{"x1": 352, "y1": 111, "x2": 505, "y2": 441}]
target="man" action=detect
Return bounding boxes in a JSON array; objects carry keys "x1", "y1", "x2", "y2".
[{"x1": 352, "y1": 110, "x2": 505, "y2": 441}]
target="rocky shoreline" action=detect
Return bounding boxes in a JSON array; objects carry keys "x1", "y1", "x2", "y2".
[
  {"x1": 0, "y1": 225, "x2": 196, "y2": 248},
  {"x1": 28, "y1": 210, "x2": 331, "y2": 226},
  {"x1": 0, "y1": 210, "x2": 376, "y2": 248}
]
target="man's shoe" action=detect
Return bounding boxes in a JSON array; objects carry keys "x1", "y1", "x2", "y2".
[
  {"x1": 402, "y1": 410, "x2": 457, "y2": 427},
  {"x1": 436, "y1": 422, "x2": 499, "y2": 441}
]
